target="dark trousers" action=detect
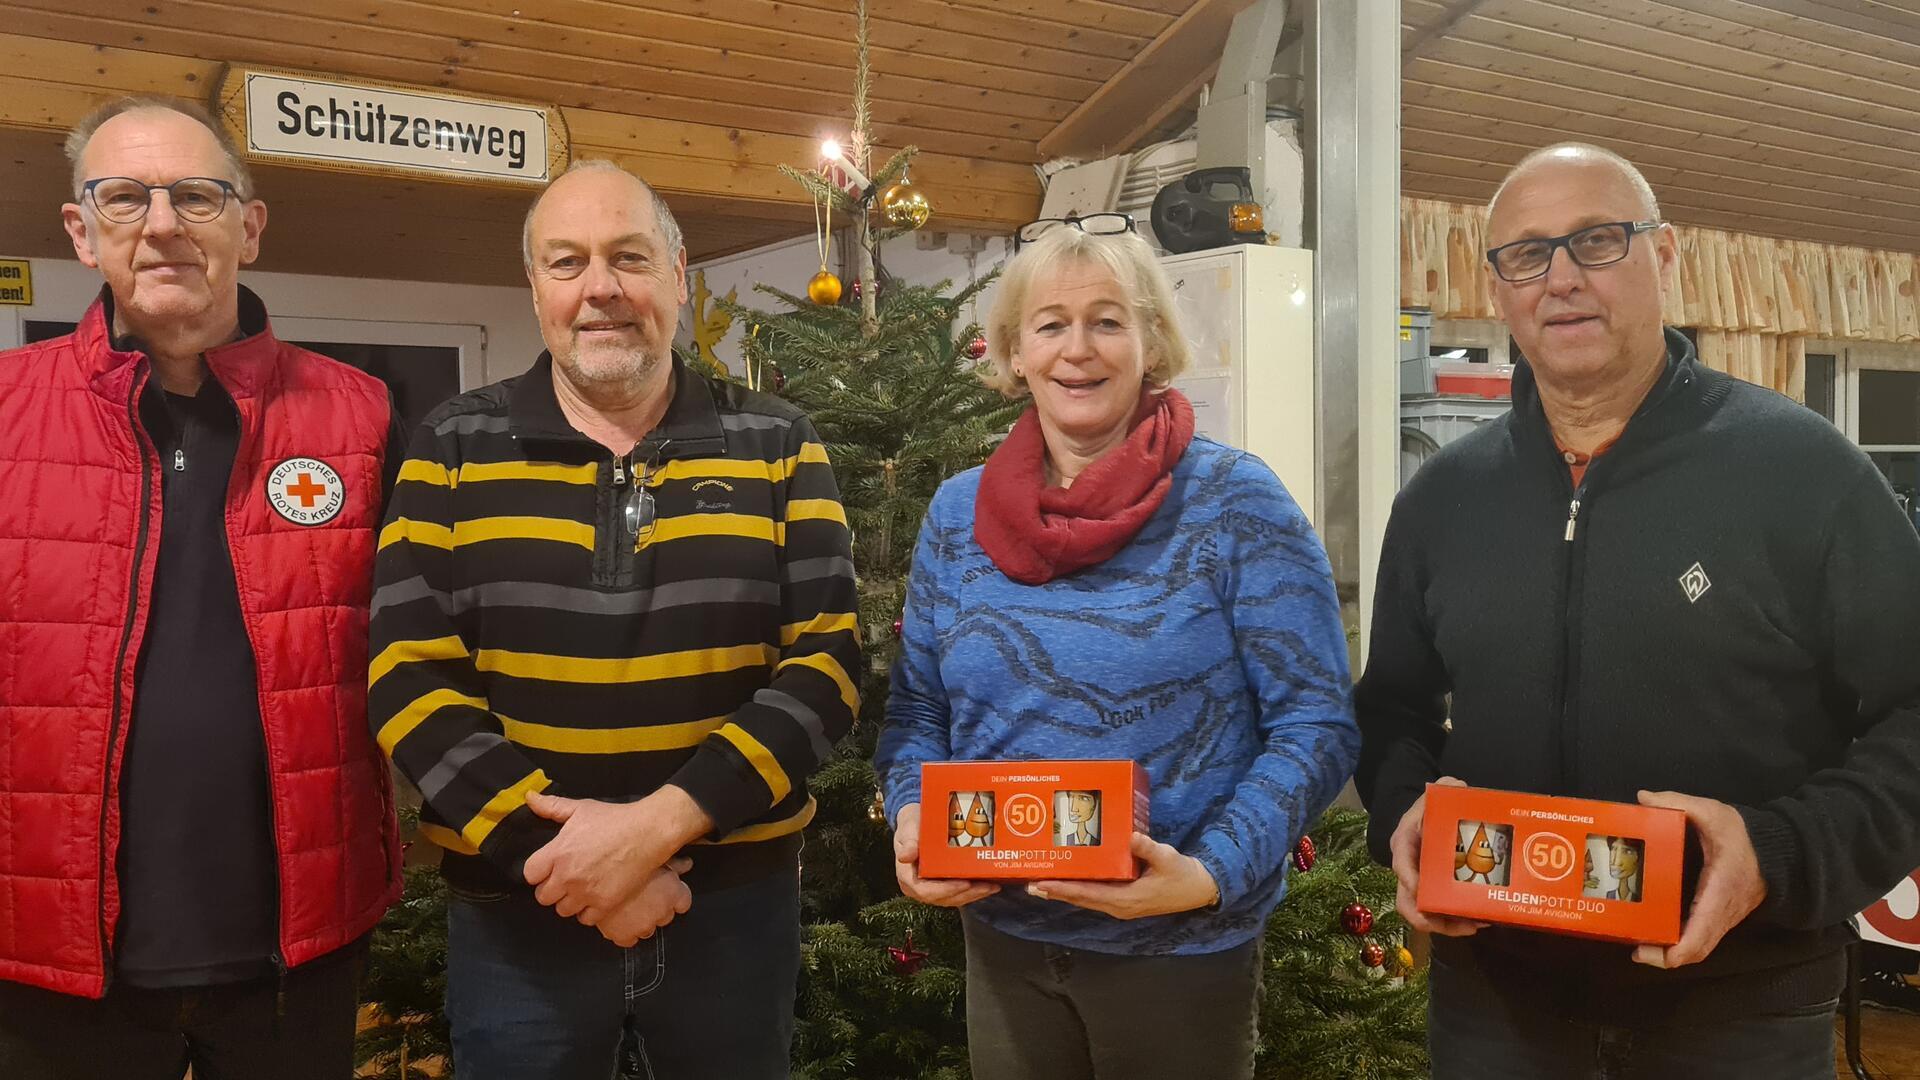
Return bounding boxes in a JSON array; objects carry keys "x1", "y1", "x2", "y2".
[
  {"x1": 445, "y1": 866, "x2": 801, "y2": 1080},
  {"x1": 961, "y1": 913, "x2": 1261, "y2": 1080},
  {"x1": 1428, "y1": 950, "x2": 1837, "y2": 1080},
  {"x1": 0, "y1": 947, "x2": 361, "y2": 1080}
]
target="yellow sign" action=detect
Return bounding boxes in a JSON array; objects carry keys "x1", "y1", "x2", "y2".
[{"x1": 0, "y1": 260, "x2": 31, "y2": 305}]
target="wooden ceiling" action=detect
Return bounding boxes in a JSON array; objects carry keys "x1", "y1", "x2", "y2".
[
  {"x1": 0, "y1": 0, "x2": 1233, "y2": 283},
  {"x1": 1402, "y1": 0, "x2": 1920, "y2": 254},
  {"x1": 0, "y1": 0, "x2": 1199, "y2": 166}
]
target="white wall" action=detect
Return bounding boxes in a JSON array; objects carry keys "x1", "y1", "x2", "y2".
[
  {"x1": 676, "y1": 230, "x2": 1015, "y2": 376},
  {"x1": 1, "y1": 256, "x2": 542, "y2": 388}
]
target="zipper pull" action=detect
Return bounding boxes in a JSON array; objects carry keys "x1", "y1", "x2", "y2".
[
  {"x1": 613, "y1": 456, "x2": 626, "y2": 485},
  {"x1": 173, "y1": 448, "x2": 186, "y2": 472},
  {"x1": 1564, "y1": 497, "x2": 1582, "y2": 542}
]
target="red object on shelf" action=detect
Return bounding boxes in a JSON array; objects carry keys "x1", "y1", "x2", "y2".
[{"x1": 1433, "y1": 363, "x2": 1514, "y2": 399}]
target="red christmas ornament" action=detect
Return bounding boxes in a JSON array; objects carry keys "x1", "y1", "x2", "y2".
[
  {"x1": 964, "y1": 336, "x2": 987, "y2": 360},
  {"x1": 1341, "y1": 902, "x2": 1375, "y2": 936},
  {"x1": 888, "y1": 930, "x2": 929, "y2": 976},
  {"x1": 1361, "y1": 941, "x2": 1386, "y2": 969},
  {"x1": 1292, "y1": 834, "x2": 1316, "y2": 873},
  {"x1": 770, "y1": 366, "x2": 787, "y2": 392},
  {"x1": 850, "y1": 278, "x2": 862, "y2": 300},
  {"x1": 891, "y1": 617, "x2": 903, "y2": 638}
]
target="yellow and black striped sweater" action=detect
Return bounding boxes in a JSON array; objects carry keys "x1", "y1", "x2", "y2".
[{"x1": 370, "y1": 354, "x2": 859, "y2": 892}]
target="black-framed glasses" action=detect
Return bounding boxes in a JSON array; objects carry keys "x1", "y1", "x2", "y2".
[
  {"x1": 1486, "y1": 220, "x2": 1662, "y2": 283},
  {"x1": 1014, "y1": 212, "x2": 1137, "y2": 250},
  {"x1": 82, "y1": 177, "x2": 240, "y2": 224}
]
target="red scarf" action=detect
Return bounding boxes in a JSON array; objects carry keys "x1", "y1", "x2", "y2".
[{"x1": 974, "y1": 388, "x2": 1196, "y2": 585}]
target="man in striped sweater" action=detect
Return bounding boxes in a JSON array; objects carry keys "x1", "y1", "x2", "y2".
[{"x1": 370, "y1": 159, "x2": 860, "y2": 1079}]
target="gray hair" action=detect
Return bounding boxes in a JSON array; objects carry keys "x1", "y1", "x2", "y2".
[
  {"x1": 521, "y1": 158, "x2": 684, "y2": 268},
  {"x1": 64, "y1": 96, "x2": 255, "y2": 201},
  {"x1": 1489, "y1": 142, "x2": 1661, "y2": 223},
  {"x1": 982, "y1": 225, "x2": 1192, "y2": 398}
]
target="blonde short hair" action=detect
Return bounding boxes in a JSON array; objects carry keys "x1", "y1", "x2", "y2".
[{"x1": 983, "y1": 227, "x2": 1192, "y2": 398}]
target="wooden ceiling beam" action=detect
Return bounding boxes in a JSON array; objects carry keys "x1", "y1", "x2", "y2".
[{"x1": 1037, "y1": 0, "x2": 1255, "y2": 160}]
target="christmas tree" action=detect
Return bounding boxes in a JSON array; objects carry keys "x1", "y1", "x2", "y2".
[
  {"x1": 1257, "y1": 808, "x2": 1429, "y2": 1079},
  {"x1": 716, "y1": 271, "x2": 1022, "y2": 1080},
  {"x1": 356, "y1": 807, "x2": 453, "y2": 1079}
]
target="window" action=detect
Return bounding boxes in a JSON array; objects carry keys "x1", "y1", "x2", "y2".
[
  {"x1": 1805, "y1": 354, "x2": 1837, "y2": 424},
  {"x1": 24, "y1": 320, "x2": 75, "y2": 343},
  {"x1": 1820, "y1": 341, "x2": 1920, "y2": 529}
]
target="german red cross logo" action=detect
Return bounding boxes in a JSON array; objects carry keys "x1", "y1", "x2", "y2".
[{"x1": 266, "y1": 457, "x2": 346, "y2": 526}]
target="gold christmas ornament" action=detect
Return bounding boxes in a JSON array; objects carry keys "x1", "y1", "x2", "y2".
[
  {"x1": 808, "y1": 269, "x2": 844, "y2": 306},
  {"x1": 880, "y1": 178, "x2": 932, "y2": 230}
]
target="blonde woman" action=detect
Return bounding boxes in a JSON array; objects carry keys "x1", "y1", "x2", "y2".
[{"x1": 876, "y1": 220, "x2": 1358, "y2": 1080}]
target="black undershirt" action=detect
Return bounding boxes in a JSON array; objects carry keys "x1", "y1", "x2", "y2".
[{"x1": 115, "y1": 379, "x2": 279, "y2": 987}]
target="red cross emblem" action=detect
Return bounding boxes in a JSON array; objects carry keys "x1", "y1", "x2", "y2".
[
  {"x1": 284, "y1": 473, "x2": 328, "y2": 507},
  {"x1": 266, "y1": 457, "x2": 345, "y2": 525}
]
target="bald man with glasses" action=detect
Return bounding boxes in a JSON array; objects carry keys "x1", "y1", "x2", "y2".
[
  {"x1": 1355, "y1": 143, "x2": 1920, "y2": 1078},
  {"x1": 0, "y1": 97, "x2": 404, "y2": 1078}
]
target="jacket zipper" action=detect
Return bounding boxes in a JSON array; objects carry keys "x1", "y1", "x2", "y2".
[
  {"x1": 1546, "y1": 358, "x2": 1696, "y2": 795},
  {"x1": 594, "y1": 452, "x2": 630, "y2": 588},
  {"x1": 173, "y1": 406, "x2": 195, "y2": 472},
  {"x1": 221, "y1": 391, "x2": 289, "y2": 980},
  {"x1": 98, "y1": 369, "x2": 160, "y2": 990},
  {"x1": 1555, "y1": 474, "x2": 1591, "y2": 793}
]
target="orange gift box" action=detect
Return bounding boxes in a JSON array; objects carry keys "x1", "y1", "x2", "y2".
[
  {"x1": 918, "y1": 760, "x2": 1149, "y2": 881},
  {"x1": 1417, "y1": 784, "x2": 1686, "y2": 945}
]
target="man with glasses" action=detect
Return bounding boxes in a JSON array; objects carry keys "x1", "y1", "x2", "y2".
[
  {"x1": 370, "y1": 158, "x2": 859, "y2": 1078},
  {"x1": 1356, "y1": 143, "x2": 1920, "y2": 1077},
  {"x1": 0, "y1": 98, "x2": 402, "y2": 1078}
]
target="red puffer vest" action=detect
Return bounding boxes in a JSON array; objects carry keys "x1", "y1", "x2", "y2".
[{"x1": 0, "y1": 288, "x2": 401, "y2": 997}]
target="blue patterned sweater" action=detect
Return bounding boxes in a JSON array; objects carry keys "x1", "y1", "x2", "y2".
[{"x1": 875, "y1": 436, "x2": 1359, "y2": 955}]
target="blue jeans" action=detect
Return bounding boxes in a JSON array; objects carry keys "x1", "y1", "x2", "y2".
[
  {"x1": 1428, "y1": 951, "x2": 1837, "y2": 1080},
  {"x1": 445, "y1": 867, "x2": 800, "y2": 1080}
]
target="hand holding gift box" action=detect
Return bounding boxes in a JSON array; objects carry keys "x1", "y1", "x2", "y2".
[
  {"x1": 1416, "y1": 783, "x2": 1686, "y2": 945},
  {"x1": 918, "y1": 760, "x2": 1150, "y2": 882}
]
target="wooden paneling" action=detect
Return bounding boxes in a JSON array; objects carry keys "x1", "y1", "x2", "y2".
[
  {"x1": 1401, "y1": 0, "x2": 1920, "y2": 254},
  {"x1": 0, "y1": 0, "x2": 1193, "y2": 166}
]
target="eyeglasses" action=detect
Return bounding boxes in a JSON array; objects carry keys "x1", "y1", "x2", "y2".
[
  {"x1": 622, "y1": 449, "x2": 665, "y2": 550},
  {"x1": 82, "y1": 177, "x2": 240, "y2": 224},
  {"x1": 1014, "y1": 213, "x2": 1137, "y2": 250},
  {"x1": 1485, "y1": 220, "x2": 1662, "y2": 283}
]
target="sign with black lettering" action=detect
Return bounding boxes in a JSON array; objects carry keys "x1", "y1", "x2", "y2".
[
  {"x1": 214, "y1": 69, "x2": 568, "y2": 186},
  {"x1": 0, "y1": 259, "x2": 31, "y2": 305}
]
